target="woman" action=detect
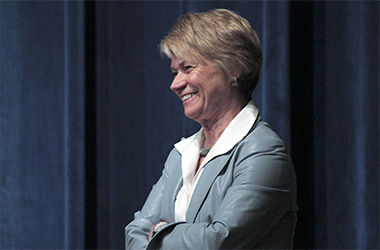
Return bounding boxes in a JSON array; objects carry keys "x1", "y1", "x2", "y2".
[{"x1": 125, "y1": 9, "x2": 297, "y2": 249}]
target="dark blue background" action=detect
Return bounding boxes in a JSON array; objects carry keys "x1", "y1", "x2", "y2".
[{"x1": 1, "y1": 1, "x2": 378, "y2": 249}]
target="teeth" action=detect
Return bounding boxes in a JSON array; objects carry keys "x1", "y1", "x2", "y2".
[{"x1": 181, "y1": 93, "x2": 195, "y2": 101}]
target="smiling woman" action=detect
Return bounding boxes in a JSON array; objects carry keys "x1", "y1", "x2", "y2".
[
  {"x1": 169, "y1": 55, "x2": 240, "y2": 130},
  {"x1": 125, "y1": 8, "x2": 297, "y2": 249}
]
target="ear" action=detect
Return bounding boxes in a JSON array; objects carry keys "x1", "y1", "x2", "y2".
[
  {"x1": 230, "y1": 69, "x2": 242, "y2": 87},
  {"x1": 230, "y1": 69, "x2": 241, "y2": 80}
]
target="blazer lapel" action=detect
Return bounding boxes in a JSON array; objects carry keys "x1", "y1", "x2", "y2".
[
  {"x1": 170, "y1": 177, "x2": 183, "y2": 221},
  {"x1": 186, "y1": 153, "x2": 232, "y2": 222},
  {"x1": 161, "y1": 152, "x2": 183, "y2": 222}
]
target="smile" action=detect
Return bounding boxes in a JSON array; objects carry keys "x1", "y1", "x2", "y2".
[{"x1": 181, "y1": 92, "x2": 197, "y2": 101}]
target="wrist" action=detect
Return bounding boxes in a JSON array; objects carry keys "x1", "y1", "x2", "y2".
[{"x1": 151, "y1": 221, "x2": 168, "y2": 237}]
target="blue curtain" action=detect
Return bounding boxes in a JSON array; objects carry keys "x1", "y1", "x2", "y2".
[
  {"x1": 1, "y1": 1, "x2": 378, "y2": 249},
  {"x1": 1, "y1": 1, "x2": 86, "y2": 249}
]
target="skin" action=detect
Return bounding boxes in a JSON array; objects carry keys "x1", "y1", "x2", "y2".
[
  {"x1": 148, "y1": 54, "x2": 248, "y2": 240},
  {"x1": 170, "y1": 54, "x2": 248, "y2": 148}
]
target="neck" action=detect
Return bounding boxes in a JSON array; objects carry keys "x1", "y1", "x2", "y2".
[{"x1": 201, "y1": 98, "x2": 249, "y2": 148}]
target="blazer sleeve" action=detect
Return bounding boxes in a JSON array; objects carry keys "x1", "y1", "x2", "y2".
[
  {"x1": 124, "y1": 164, "x2": 169, "y2": 250},
  {"x1": 147, "y1": 140, "x2": 296, "y2": 249}
]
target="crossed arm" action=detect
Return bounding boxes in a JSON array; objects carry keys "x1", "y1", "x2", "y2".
[{"x1": 125, "y1": 149, "x2": 295, "y2": 249}]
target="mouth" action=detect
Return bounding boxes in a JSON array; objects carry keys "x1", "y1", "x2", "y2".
[{"x1": 181, "y1": 92, "x2": 197, "y2": 102}]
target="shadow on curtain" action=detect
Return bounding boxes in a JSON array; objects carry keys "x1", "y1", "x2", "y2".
[{"x1": 1, "y1": 1, "x2": 378, "y2": 249}]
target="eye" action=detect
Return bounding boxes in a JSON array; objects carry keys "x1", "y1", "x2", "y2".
[
  {"x1": 172, "y1": 71, "x2": 178, "y2": 76},
  {"x1": 184, "y1": 65, "x2": 194, "y2": 73}
]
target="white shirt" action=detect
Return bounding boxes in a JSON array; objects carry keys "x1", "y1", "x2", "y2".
[{"x1": 173, "y1": 100, "x2": 259, "y2": 221}]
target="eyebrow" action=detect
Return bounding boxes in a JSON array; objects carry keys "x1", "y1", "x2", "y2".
[{"x1": 170, "y1": 61, "x2": 185, "y2": 71}]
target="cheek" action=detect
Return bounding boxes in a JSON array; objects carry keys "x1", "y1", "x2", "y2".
[
  {"x1": 202, "y1": 85, "x2": 227, "y2": 108},
  {"x1": 208, "y1": 77, "x2": 230, "y2": 95}
]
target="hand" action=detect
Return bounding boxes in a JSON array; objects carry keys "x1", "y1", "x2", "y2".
[
  {"x1": 148, "y1": 224, "x2": 156, "y2": 241},
  {"x1": 148, "y1": 221, "x2": 167, "y2": 241}
]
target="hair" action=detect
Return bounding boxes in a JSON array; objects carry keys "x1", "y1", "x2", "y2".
[{"x1": 159, "y1": 8, "x2": 262, "y2": 97}]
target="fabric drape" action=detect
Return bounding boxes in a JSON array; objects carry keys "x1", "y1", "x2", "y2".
[{"x1": 1, "y1": 1, "x2": 378, "y2": 249}]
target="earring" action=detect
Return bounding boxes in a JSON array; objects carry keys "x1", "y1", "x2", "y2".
[{"x1": 231, "y1": 77, "x2": 238, "y2": 87}]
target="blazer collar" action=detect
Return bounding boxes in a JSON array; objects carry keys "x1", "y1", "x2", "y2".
[
  {"x1": 174, "y1": 100, "x2": 259, "y2": 164},
  {"x1": 199, "y1": 100, "x2": 259, "y2": 168},
  {"x1": 174, "y1": 100, "x2": 259, "y2": 222}
]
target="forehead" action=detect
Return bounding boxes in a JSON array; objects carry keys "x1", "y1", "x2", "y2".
[
  {"x1": 170, "y1": 54, "x2": 208, "y2": 69},
  {"x1": 170, "y1": 55, "x2": 184, "y2": 68}
]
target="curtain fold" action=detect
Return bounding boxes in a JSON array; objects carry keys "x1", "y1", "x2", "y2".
[
  {"x1": 319, "y1": 2, "x2": 379, "y2": 248},
  {"x1": 0, "y1": 1, "x2": 86, "y2": 248},
  {"x1": 258, "y1": 1, "x2": 291, "y2": 146},
  {"x1": 63, "y1": 1, "x2": 86, "y2": 249}
]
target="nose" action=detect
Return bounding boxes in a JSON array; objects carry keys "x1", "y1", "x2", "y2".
[{"x1": 170, "y1": 73, "x2": 187, "y2": 92}]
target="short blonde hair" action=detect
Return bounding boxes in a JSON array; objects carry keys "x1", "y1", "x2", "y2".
[{"x1": 160, "y1": 8, "x2": 262, "y2": 96}]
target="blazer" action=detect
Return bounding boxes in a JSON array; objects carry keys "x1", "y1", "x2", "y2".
[{"x1": 125, "y1": 116, "x2": 298, "y2": 249}]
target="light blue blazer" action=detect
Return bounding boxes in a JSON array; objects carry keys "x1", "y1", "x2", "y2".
[{"x1": 125, "y1": 116, "x2": 297, "y2": 249}]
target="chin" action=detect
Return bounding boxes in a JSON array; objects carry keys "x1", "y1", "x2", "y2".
[
  {"x1": 184, "y1": 108, "x2": 200, "y2": 121},
  {"x1": 184, "y1": 112, "x2": 196, "y2": 120}
]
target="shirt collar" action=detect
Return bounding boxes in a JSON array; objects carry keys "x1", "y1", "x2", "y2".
[{"x1": 174, "y1": 100, "x2": 259, "y2": 166}]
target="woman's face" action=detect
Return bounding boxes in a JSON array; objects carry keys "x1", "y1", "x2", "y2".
[{"x1": 170, "y1": 55, "x2": 233, "y2": 124}]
